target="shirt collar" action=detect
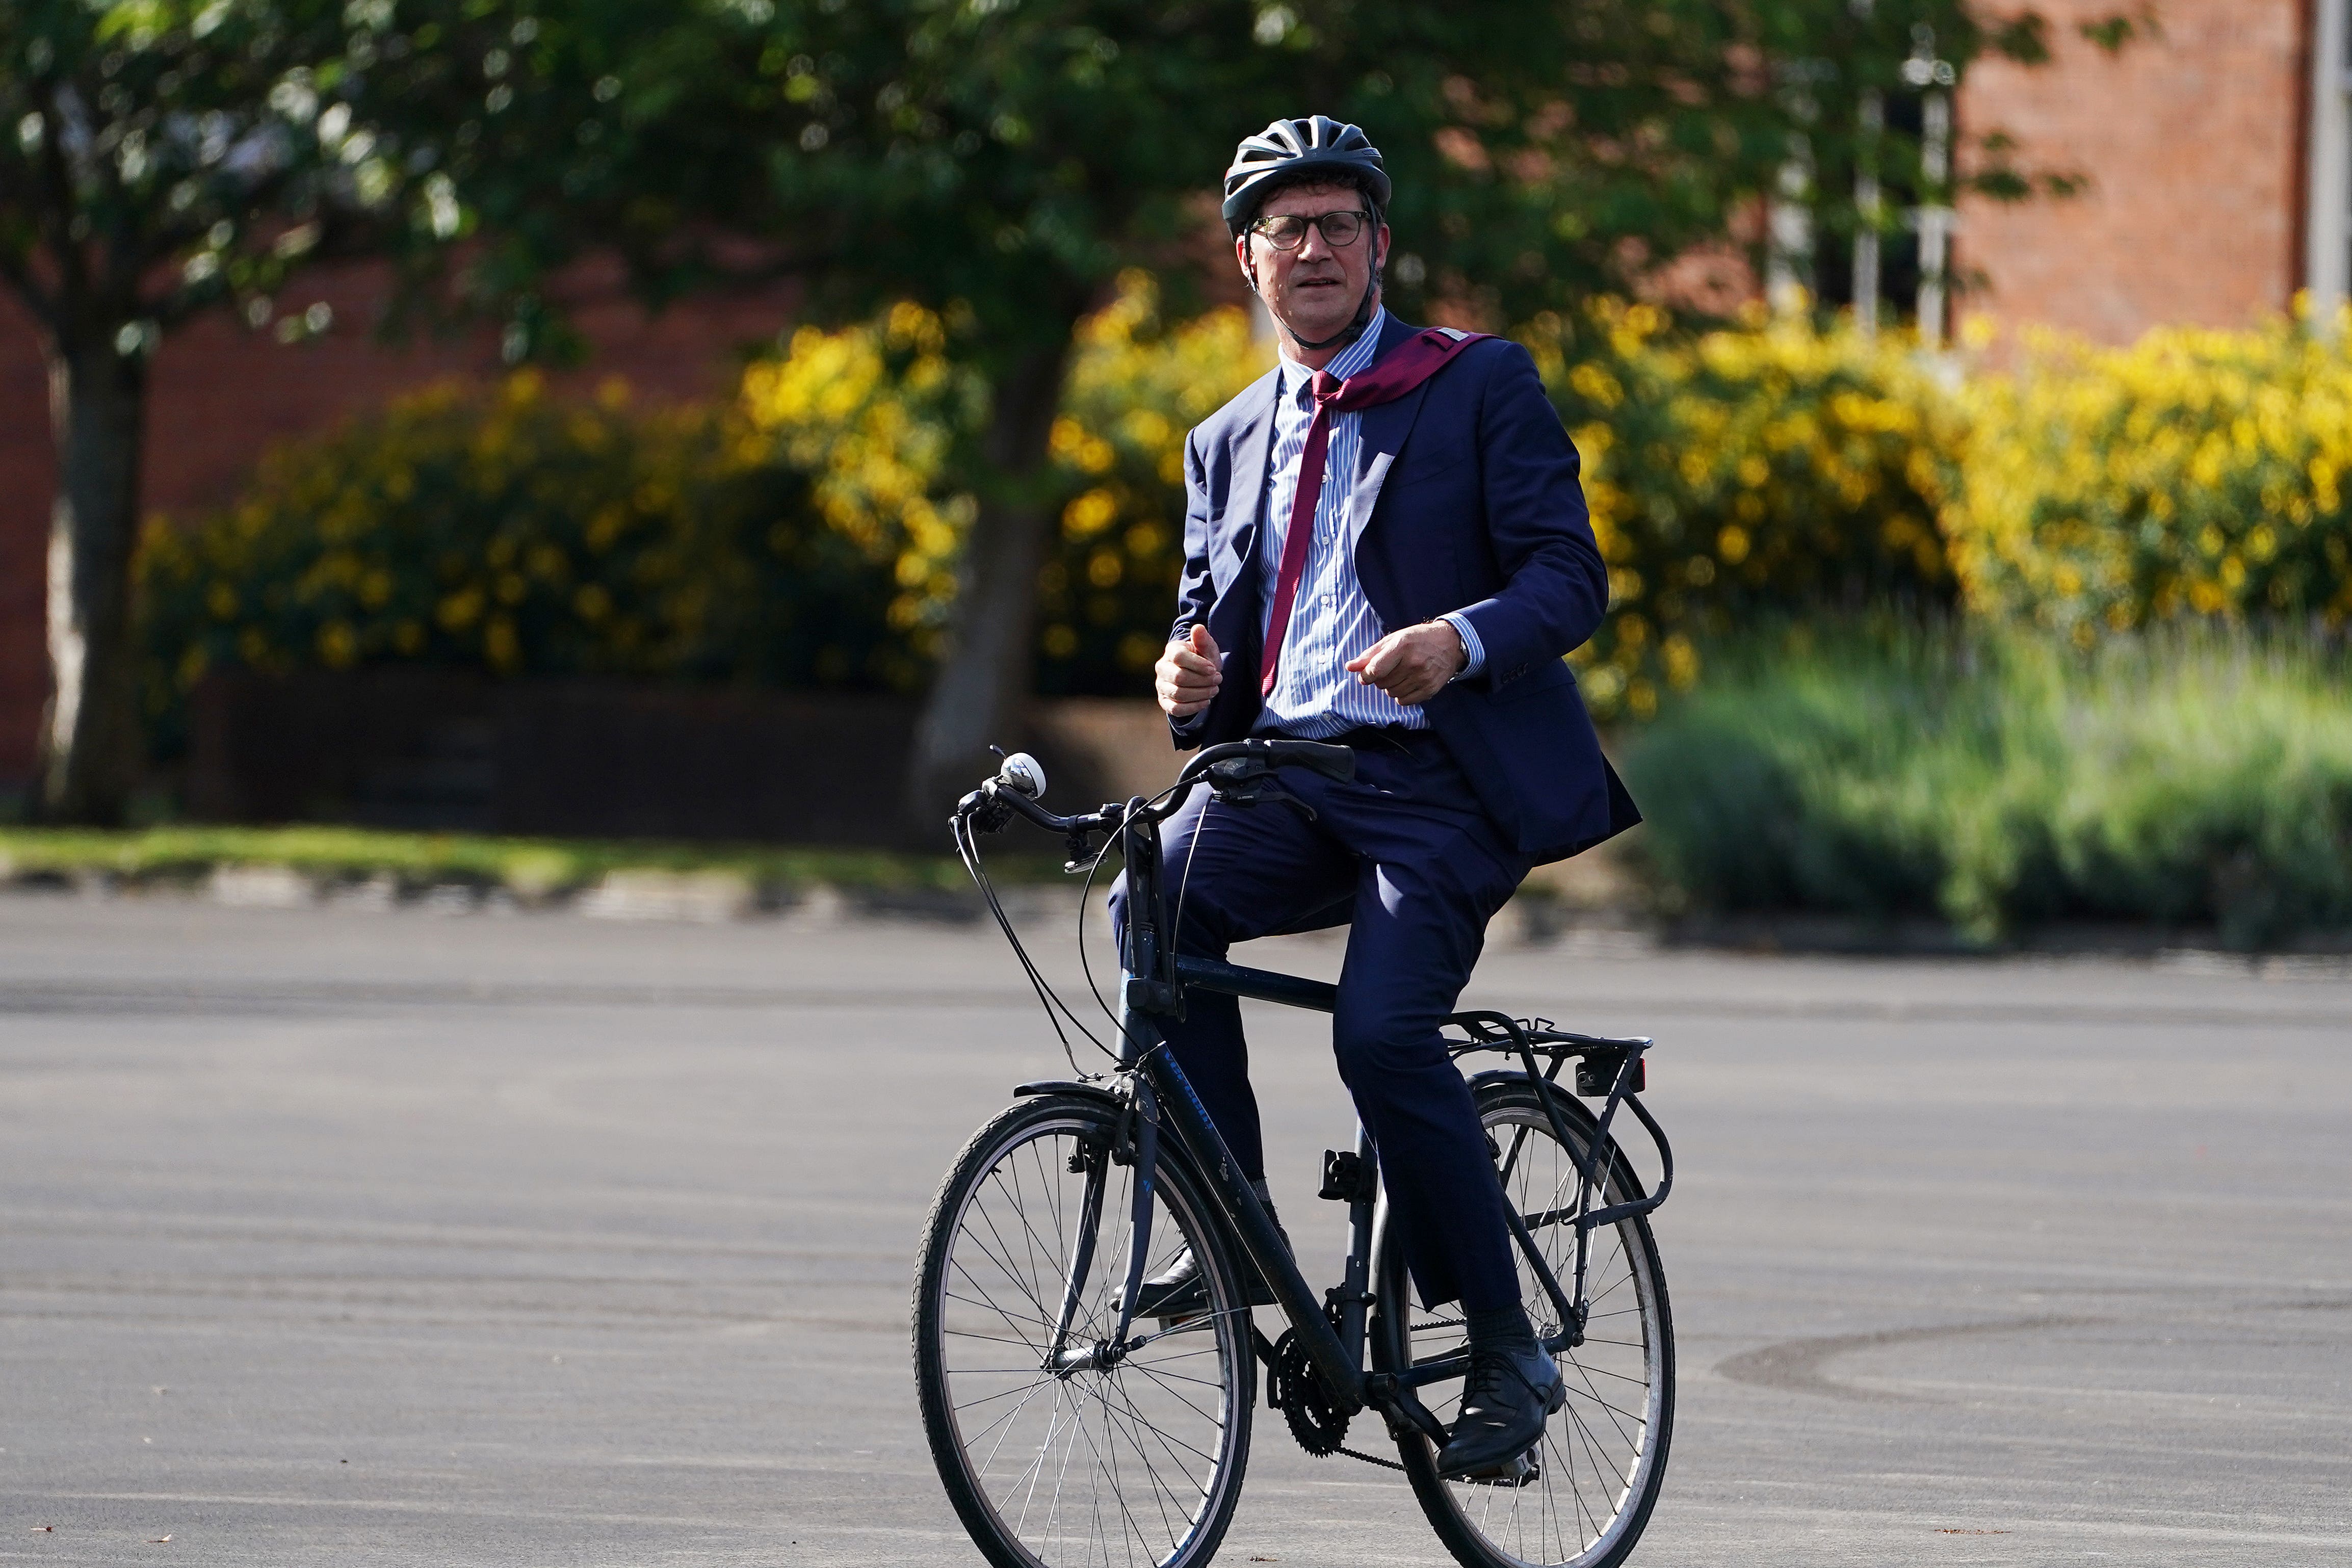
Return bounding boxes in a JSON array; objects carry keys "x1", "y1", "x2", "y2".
[{"x1": 1276, "y1": 306, "x2": 1389, "y2": 403}]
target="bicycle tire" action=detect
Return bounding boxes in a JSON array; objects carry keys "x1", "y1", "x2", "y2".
[
  {"x1": 1380, "y1": 1079, "x2": 1675, "y2": 1568},
  {"x1": 914, "y1": 1092, "x2": 1254, "y2": 1568}
]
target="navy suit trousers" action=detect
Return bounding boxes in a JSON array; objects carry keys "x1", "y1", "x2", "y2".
[{"x1": 1109, "y1": 731, "x2": 1531, "y2": 1312}]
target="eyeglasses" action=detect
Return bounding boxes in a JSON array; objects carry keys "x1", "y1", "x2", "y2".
[{"x1": 1249, "y1": 210, "x2": 1371, "y2": 250}]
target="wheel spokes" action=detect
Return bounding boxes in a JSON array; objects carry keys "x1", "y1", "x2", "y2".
[
  {"x1": 1419, "y1": 1104, "x2": 1659, "y2": 1567},
  {"x1": 933, "y1": 1121, "x2": 1240, "y2": 1568}
]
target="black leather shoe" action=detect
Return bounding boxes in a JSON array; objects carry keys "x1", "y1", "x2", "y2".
[
  {"x1": 1435, "y1": 1343, "x2": 1565, "y2": 1479},
  {"x1": 1136, "y1": 1215, "x2": 1290, "y2": 1319}
]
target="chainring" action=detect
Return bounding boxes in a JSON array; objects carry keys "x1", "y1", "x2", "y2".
[{"x1": 1268, "y1": 1327, "x2": 1350, "y2": 1456}]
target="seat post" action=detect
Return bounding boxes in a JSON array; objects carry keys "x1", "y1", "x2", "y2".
[{"x1": 1332, "y1": 1123, "x2": 1379, "y2": 1367}]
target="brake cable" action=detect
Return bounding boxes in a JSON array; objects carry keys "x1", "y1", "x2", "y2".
[{"x1": 953, "y1": 808, "x2": 1112, "y2": 1075}]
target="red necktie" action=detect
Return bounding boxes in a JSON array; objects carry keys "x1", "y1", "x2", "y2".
[
  {"x1": 1259, "y1": 371, "x2": 1343, "y2": 696},
  {"x1": 1257, "y1": 329, "x2": 1495, "y2": 698}
]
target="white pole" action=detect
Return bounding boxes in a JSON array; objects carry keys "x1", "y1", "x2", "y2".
[
  {"x1": 1768, "y1": 145, "x2": 1816, "y2": 317},
  {"x1": 2306, "y1": 0, "x2": 2351, "y2": 334},
  {"x1": 1918, "y1": 89, "x2": 1950, "y2": 350},
  {"x1": 1851, "y1": 0, "x2": 1881, "y2": 336},
  {"x1": 1856, "y1": 89, "x2": 1884, "y2": 338},
  {"x1": 1905, "y1": 28, "x2": 1956, "y2": 351}
]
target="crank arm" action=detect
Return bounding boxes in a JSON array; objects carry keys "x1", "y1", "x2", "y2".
[{"x1": 1364, "y1": 1373, "x2": 1450, "y2": 1446}]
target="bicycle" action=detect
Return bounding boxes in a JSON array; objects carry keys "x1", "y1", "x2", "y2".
[{"x1": 914, "y1": 738, "x2": 1677, "y2": 1568}]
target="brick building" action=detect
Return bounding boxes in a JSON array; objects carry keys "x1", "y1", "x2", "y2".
[
  {"x1": 0, "y1": 0, "x2": 2334, "y2": 792},
  {"x1": 0, "y1": 261, "x2": 799, "y2": 791},
  {"x1": 1958, "y1": 0, "x2": 2319, "y2": 344}
]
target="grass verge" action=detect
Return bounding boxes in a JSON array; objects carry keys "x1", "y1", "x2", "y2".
[{"x1": 0, "y1": 824, "x2": 1056, "y2": 902}]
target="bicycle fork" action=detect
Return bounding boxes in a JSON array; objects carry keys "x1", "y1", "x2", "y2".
[{"x1": 1043, "y1": 1075, "x2": 1162, "y2": 1374}]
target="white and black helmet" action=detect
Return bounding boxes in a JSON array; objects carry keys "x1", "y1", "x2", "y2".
[{"x1": 1221, "y1": 116, "x2": 1391, "y2": 235}]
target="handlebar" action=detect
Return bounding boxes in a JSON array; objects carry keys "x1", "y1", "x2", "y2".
[
  {"x1": 953, "y1": 737, "x2": 1359, "y2": 844},
  {"x1": 1206, "y1": 738, "x2": 1356, "y2": 786}
]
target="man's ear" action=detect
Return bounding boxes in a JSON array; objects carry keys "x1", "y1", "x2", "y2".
[{"x1": 1235, "y1": 233, "x2": 1259, "y2": 296}]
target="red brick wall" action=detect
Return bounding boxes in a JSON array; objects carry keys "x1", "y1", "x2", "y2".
[
  {"x1": 0, "y1": 257, "x2": 800, "y2": 785},
  {"x1": 1957, "y1": 0, "x2": 2309, "y2": 344}
]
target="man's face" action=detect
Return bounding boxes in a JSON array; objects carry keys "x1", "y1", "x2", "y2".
[{"x1": 1237, "y1": 180, "x2": 1390, "y2": 350}]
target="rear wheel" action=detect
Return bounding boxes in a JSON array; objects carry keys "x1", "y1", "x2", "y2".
[
  {"x1": 1382, "y1": 1080, "x2": 1674, "y2": 1568},
  {"x1": 913, "y1": 1093, "x2": 1253, "y2": 1568}
]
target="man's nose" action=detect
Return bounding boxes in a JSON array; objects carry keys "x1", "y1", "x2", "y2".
[{"x1": 1295, "y1": 224, "x2": 1334, "y2": 263}]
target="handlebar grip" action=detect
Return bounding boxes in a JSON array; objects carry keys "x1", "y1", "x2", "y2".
[{"x1": 1262, "y1": 739, "x2": 1356, "y2": 782}]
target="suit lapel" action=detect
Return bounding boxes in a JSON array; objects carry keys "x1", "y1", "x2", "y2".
[
  {"x1": 1212, "y1": 370, "x2": 1280, "y2": 601},
  {"x1": 1347, "y1": 316, "x2": 1436, "y2": 554}
]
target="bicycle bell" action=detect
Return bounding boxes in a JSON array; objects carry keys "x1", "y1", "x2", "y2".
[{"x1": 996, "y1": 751, "x2": 1047, "y2": 798}]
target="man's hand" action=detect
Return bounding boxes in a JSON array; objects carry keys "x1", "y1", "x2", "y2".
[
  {"x1": 1156, "y1": 623, "x2": 1223, "y2": 718},
  {"x1": 1346, "y1": 622, "x2": 1467, "y2": 706}
]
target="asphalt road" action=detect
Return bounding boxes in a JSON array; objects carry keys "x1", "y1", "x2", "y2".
[{"x1": 2, "y1": 891, "x2": 2347, "y2": 1566}]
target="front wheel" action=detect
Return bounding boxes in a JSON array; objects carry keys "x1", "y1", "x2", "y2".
[
  {"x1": 1381, "y1": 1079, "x2": 1675, "y2": 1568},
  {"x1": 913, "y1": 1093, "x2": 1254, "y2": 1568}
]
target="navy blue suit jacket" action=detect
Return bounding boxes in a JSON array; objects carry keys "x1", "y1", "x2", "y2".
[{"x1": 1169, "y1": 313, "x2": 1640, "y2": 864}]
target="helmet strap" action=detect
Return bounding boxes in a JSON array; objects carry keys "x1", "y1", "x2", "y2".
[{"x1": 1283, "y1": 272, "x2": 1378, "y2": 354}]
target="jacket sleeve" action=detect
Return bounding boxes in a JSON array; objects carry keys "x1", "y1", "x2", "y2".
[{"x1": 1449, "y1": 341, "x2": 1609, "y2": 685}]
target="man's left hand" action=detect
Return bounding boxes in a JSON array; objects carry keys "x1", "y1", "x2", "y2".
[{"x1": 1346, "y1": 622, "x2": 1467, "y2": 706}]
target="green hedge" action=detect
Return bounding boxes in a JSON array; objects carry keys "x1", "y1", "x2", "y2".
[{"x1": 1619, "y1": 623, "x2": 2352, "y2": 948}]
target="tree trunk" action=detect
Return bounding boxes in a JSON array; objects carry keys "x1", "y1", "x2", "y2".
[
  {"x1": 35, "y1": 332, "x2": 148, "y2": 826},
  {"x1": 904, "y1": 339, "x2": 1074, "y2": 837}
]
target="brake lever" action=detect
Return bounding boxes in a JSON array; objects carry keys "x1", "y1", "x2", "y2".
[
  {"x1": 1204, "y1": 754, "x2": 1321, "y2": 818},
  {"x1": 955, "y1": 783, "x2": 1016, "y2": 835},
  {"x1": 1210, "y1": 777, "x2": 1317, "y2": 821}
]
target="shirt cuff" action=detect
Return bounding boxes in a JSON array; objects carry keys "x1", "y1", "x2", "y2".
[{"x1": 1438, "y1": 612, "x2": 1486, "y2": 680}]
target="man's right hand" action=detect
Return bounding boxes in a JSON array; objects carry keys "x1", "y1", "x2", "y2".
[{"x1": 1156, "y1": 624, "x2": 1223, "y2": 719}]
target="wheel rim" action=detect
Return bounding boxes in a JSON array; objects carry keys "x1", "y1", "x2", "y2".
[
  {"x1": 929, "y1": 1115, "x2": 1247, "y2": 1568},
  {"x1": 1408, "y1": 1103, "x2": 1667, "y2": 1567}
]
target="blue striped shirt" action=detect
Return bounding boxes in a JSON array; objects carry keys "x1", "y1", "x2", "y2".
[{"x1": 1253, "y1": 310, "x2": 1486, "y2": 738}]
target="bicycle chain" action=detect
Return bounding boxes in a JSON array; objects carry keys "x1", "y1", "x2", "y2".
[{"x1": 1335, "y1": 1443, "x2": 1406, "y2": 1472}]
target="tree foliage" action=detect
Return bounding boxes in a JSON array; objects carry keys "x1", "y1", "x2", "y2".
[
  {"x1": 0, "y1": 0, "x2": 509, "y2": 345},
  {"x1": 4, "y1": 0, "x2": 2130, "y2": 823},
  {"x1": 523, "y1": 0, "x2": 2105, "y2": 351}
]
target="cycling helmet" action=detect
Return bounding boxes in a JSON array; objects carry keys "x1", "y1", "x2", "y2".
[{"x1": 1221, "y1": 116, "x2": 1391, "y2": 235}]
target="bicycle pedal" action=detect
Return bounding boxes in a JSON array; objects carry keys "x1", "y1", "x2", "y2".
[{"x1": 1459, "y1": 1449, "x2": 1541, "y2": 1488}]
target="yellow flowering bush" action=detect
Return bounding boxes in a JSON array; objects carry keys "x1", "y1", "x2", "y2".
[
  {"x1": 1529, "y1": 300, "x2": 1958, "y2": 719},
  {"x1": 1040, "y1": 278, "x2": 1271, "y2": 691},
  {"x1": 738, "y1": 301, "x2": 986, "y2": 663},
  {"x1": 142, "y1": 284, "x2": 2352, "y2": 782},
  {"x1": 755, "y1": 286, "x2": 1957, "y2": 718},
  {"x1": 1945, "y1": 316, "x2": 2352, "y2": 639},
  {"x1": 137, "y1": 372, "x2": 910, "y2": 752},
  {"x1": 741, "y1": 273, "x2": 1270, "y2": 695}
]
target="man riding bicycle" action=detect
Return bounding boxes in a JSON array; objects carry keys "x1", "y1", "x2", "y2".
[{"x1": 1110, "y1": 115, "x2": 1641, "y2": 1480}]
